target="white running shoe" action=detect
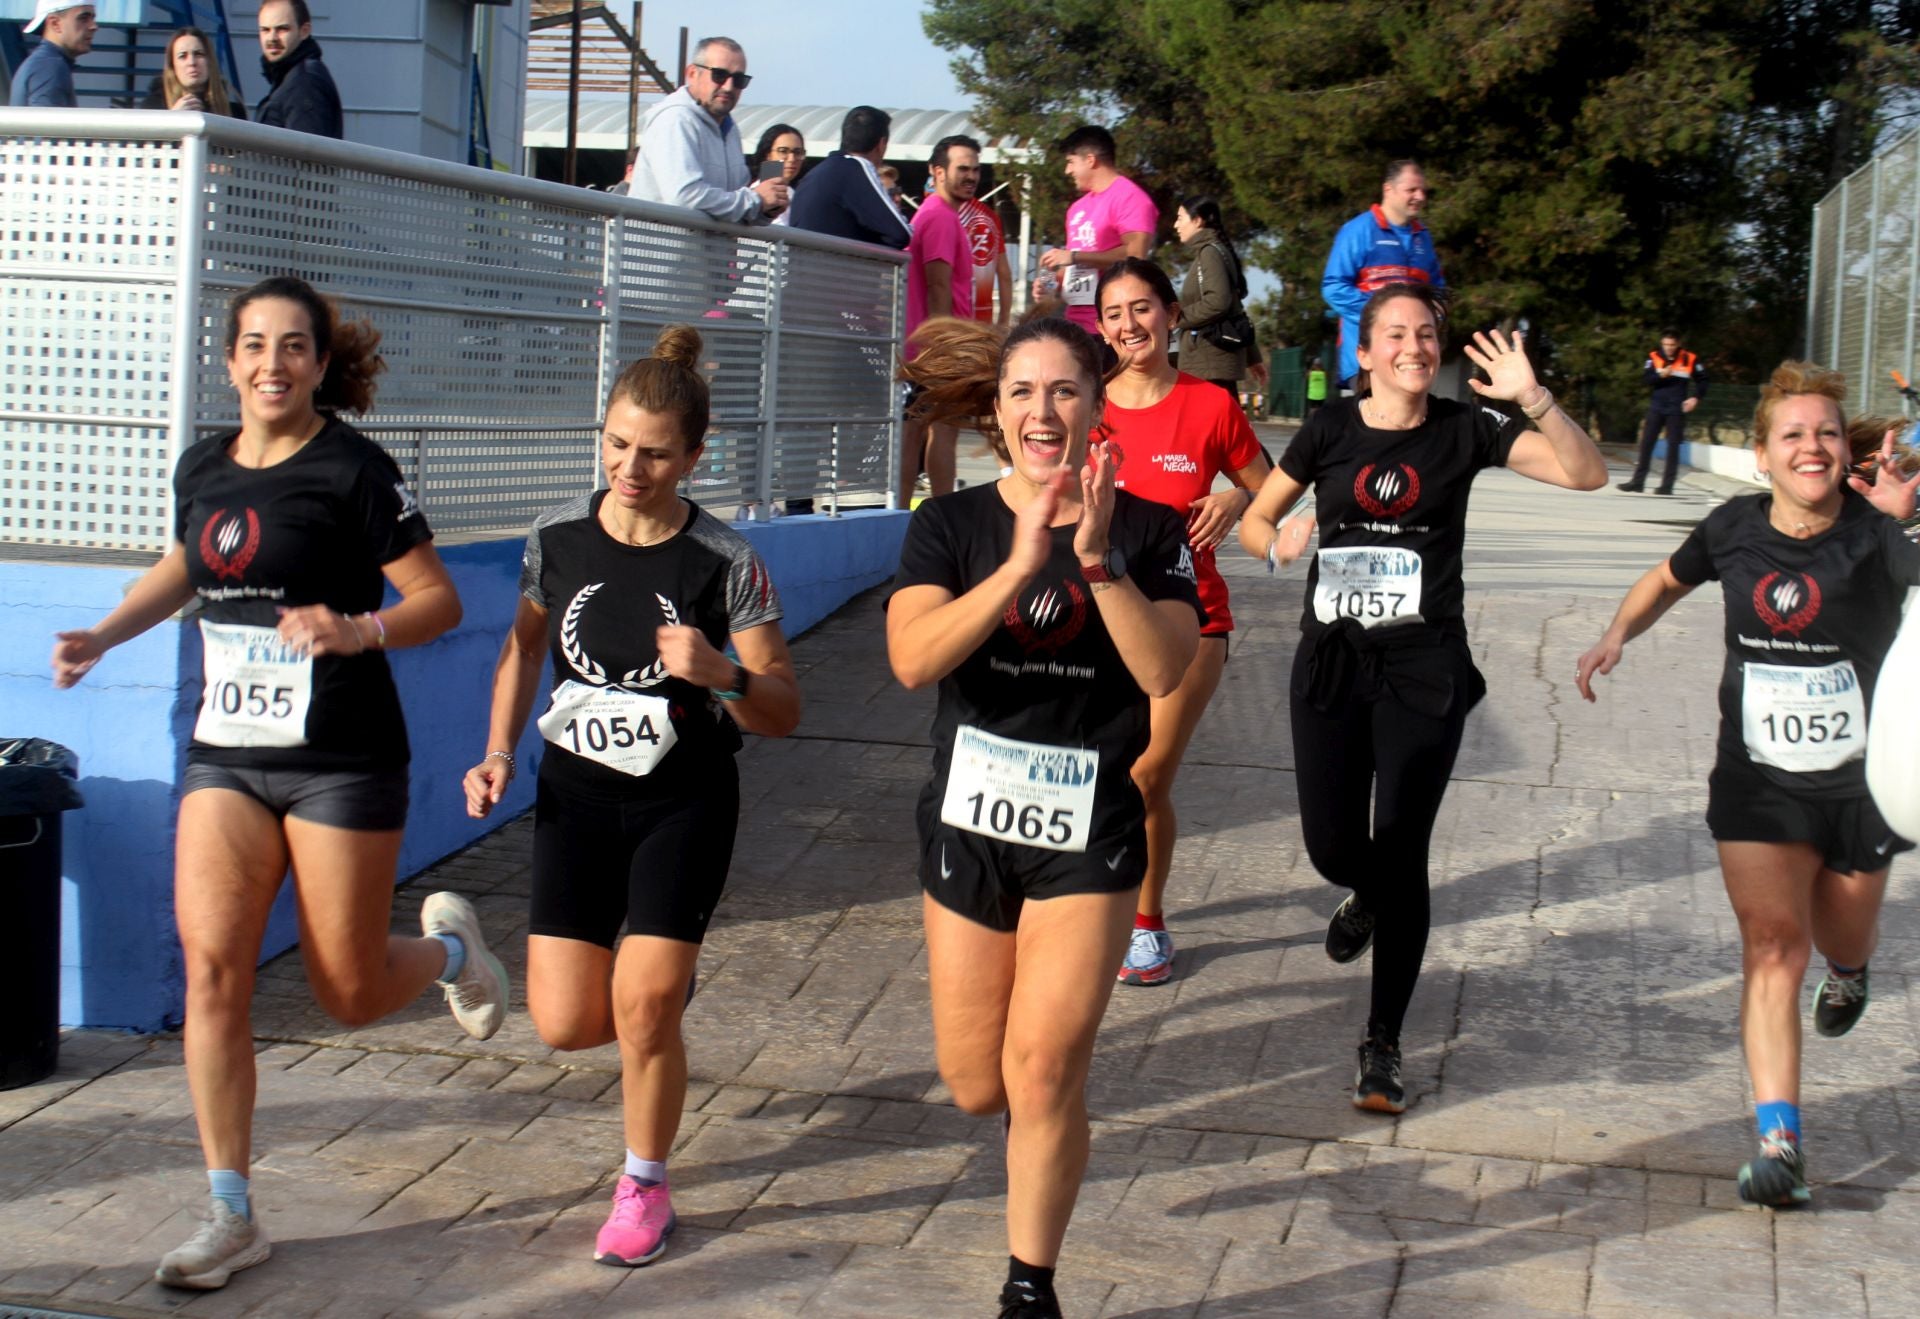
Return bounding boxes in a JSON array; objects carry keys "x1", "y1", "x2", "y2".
[
  {"x1": 422, "y1": 891, "x2": 510, "y2": 1040},
  {"x1": 155, "y1": 1200, "x2": 271, "y2": 1290}
]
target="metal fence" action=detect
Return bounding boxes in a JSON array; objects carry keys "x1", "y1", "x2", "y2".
[
  {"x1": 1807, "y1": 129, "x2": 1920, "y2": 420},
  {"x1": 0, "y1": 109, "x2": 906, "y2": 554}
]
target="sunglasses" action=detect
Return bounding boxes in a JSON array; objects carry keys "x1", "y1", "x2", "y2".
[{"x1": 693, "y1": 65, "x2": 752, "y2": 88}]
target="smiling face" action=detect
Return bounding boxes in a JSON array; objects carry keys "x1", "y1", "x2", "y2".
[
  {"x1": 601, "y1": 398, "x2": 702, "y2": 516},
  {"x1": 257, "y1": 1, "x2": 307, "y2": 62},
  {"x1": 1356, "y1": 294, "x2": 1440, "y2": 398},
  {"x1": 994, "y1": 337, "x2": 1099, "y2": 483},
  {"x1": 227, "y1": 296, "x2": 326, "y2": 431},
  {"x1": 1758, "y1": 393, "x2": 1849, "y2": 515},
  {"x1": 170, "y1": 32, "x2": 211, "y2": 92},
  {"x1": 1098, "y1": 273, "x2": 1178, "y2": 371}
]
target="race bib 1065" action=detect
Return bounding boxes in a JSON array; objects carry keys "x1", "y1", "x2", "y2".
[
  {"x1": 194, "y1": 621, "x2": 312, "y2": 748},
  {"x1": 1313, "y1": 546, "x2": 1423, "y2": 627},
  {"x1": 1742, "y1": 660, "x2": 1866, "y2": 773},
  {"x1": 537, "y1": 680, "x2": 677, "y2": 777},
  {"x1": 940, "y1": 725, "x2": 1099, "y2": 853}
]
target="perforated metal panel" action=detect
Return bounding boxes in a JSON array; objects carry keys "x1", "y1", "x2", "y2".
[
  {"x1": 1808, "y1": 129, "x2": 1920, "y2": 417},
  {"x1": 0, "y1": 113, "x2": 907, "y2": 553}
]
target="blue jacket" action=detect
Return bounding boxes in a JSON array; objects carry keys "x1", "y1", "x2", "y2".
[
  {"x1": 9, "y1": 40, "x2": 77, "y2": 108},
  {"x1": 787, "y1": 152, "x2": 911, "y2": 249},
  {"x1": 256, "y1": 37, "x2": 342, "y2": 139},
  {"x1": 1321, "y1": 204, "x2": 1445, "y2": 384}
]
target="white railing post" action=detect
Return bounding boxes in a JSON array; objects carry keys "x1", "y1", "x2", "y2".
[
  {"x1": 595, "y1": 212, "x2": 625, "y2": 486},
  {"x1": 168, "y1": 130, "x2": 210, "y2": 511},
  {"x1": 886, "y1": 260, "x2": 903, "y2": 509},
  {"x1": 1832, "y1": 176, "x2": 1849, "y2": 374},
  {"x1": 828, "y1": 423, "x2": 840, "y2": 518},
  {"x1": 756, "y1": 240, "x2": 787, "y2": 518},
  {"x1": 1862, "y1": 158, "x2": 1881, "y2": 416},
  {"x1": 1805, "y1": 200, "x2": 1822, "y2": 364}
]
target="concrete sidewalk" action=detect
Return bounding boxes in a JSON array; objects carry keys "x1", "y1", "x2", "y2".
[{"x1": 3, "y1": 461, "x2": 1916, "y2": 1317}]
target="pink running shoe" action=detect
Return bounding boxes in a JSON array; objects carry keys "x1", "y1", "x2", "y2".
[{"x1": 594, "y1": 1175, "x2": 675, "y2": 1267}]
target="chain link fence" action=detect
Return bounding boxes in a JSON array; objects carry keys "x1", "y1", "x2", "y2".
[{"x1": 1807, "y1": 129, "x2": 1920, "y2": 420}]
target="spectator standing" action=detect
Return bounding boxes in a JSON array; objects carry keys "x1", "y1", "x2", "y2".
[
  {"x1": 140, "y1": 27, "x2": 246, "y2": 118},
  {"x1": 898, "y1": 134, "x2": 979, "y2": 507},
  {"x1": 1171, "y1": 196, "x2": 1253, "y2": 401},
  {"x1": 1306, "y1": 357, "x2": 1329, "y2": 417},
  {"x1": 607, "y1": 146, "x2": 639, "y2": 195},
  {"x1": 254, "y1": 0, "x2": 342, "y2": 139},
  {"x1": 1037, "y1": 125, "x2": 1158, "y2": 335},
  {"x1": 1322, "y1": 160, "x2": 1443, "y2": 391},
  {"x1": 787, "y1": 107, "x2": 910, "y2": 248},
  {"x1": 959, "y1": 195, "x2": 1012, "y2": 326},
  {"x1": 9, "y1": 1, "x2": 96, "y2": 108},
  {"x1": 748, "y1": 122, "x2": 807, "y2": 187},
  {"x1": 631, "y1": 37, "x2": 785, "y2": 224},
  {"x1": 1619, "y1": 329, "x2": 1709, "y2": 494}
]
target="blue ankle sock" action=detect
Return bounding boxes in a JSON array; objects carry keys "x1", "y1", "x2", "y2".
[
  {"x1": 208, "y1": 1169, "x2": 251, "y2": 1221},
  {"x1": 1755, "y1": 1100, "x2": 1802, "y2": 1144},
  {"x1": 433, "y1": 932, "x2": 466, "y2": 982},
  {"x1": 624, "y1": 1150, "x2": 667, "y2": 1186},
  {"x1": 1828, "y1": 961, "x2": 1863, "y2": 977}
]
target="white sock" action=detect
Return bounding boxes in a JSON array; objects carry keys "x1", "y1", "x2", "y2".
[{"x1": 624, "y1": 1150, "x2": 667, "y2": 1185}]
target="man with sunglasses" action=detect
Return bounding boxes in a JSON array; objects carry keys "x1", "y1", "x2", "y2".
[{"x1": 632, "y1": 37, "x2": 786, "y2": 223}]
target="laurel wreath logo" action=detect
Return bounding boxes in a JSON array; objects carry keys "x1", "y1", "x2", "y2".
[{"x1": 560, "y1": 584, "x2": 679, "y2": 690}]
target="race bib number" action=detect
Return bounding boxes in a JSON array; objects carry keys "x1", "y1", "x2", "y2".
[
  {"x1": 537, "y1": 680, "x2": 678, "y2": 777},
  {"x1": 195, "y1": 622, "x2": 312, "y2": 748},
  {"x1": 940, "y1": 725, "x2": 1098, "y2": 853},
  {"x1": 1742, "y1": 660, "x2": 1866, "y2": 773},
  {"x1": 1061, "y1": 263, "x2": 1098, "y2": 306},
  {"x1": 1313, "y1": 547, "x2": 1423, "y2": 626}
]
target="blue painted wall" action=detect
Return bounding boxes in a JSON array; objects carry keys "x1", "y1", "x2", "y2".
[{"x1": 1, "y1": 507, "x2": 907, "y2": 1031}]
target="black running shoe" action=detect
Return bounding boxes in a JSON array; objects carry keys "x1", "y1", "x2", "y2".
[
  {"x1": 1814, "y1": 965, "x2": 1868, "y2": 1038},
  {"x1": 1737, "y1": 1133, "x2": 1811, "y2": 1207},
  {"x1": 1616, "y1": 481, "x2": 1644, "y2": 492},
  {"x1": 1325, "y1": 894, "x2": 1375, "y2": 963},
  {"x1": 998, "y1": 1280, "x2": 1063, "y2": 1319},
  {"x1": 1352, "y1": 1036, "x2": 1406, "y2": 1114}
]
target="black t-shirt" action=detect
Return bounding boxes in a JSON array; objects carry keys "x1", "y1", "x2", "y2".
[
  {"x1": 886, "y1": 483, "x2": 1205, "y2": 843},
  {"x1": 1669, "y1": 493, "x2": 1920, "y2": 797},
  {"x1": 520, "y1": 493, "x2": 784, "y2": 801},
  {"x1": 175, "y1": 419, "x2": 430, "y2": 769},
  {"x1": 1279, "y1": 396, "x2": 1526, "y2": 637}
]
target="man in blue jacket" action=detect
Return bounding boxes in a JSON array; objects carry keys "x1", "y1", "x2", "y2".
[
  {"x1": 254, "y1": 0, "x2": 342, "y2": 139},
  {"x1": 1321, "y1": 160, "x2": 1444, "y2": 391},
  {"x1": 9, "y1": 1, "x2": 96, "y2": 108},
  {"x1": 787, "y1": 106, "x2": 911, "y2": 249}
]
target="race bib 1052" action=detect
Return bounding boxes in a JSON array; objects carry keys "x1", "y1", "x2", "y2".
[
  {"x1": 1742, "y1": 660, "x2": 1866, "y2": 773},
  {"x1": 194, "y1": 621, "x2": 313, "y2": 748},
  {"x1": 940, "y1": 725, "x2": 1099, "y2": 853}
]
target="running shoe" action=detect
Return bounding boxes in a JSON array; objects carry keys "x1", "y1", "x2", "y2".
[
  {"x1": 1814, "y1": 964, "x2": 1869, "y2": 1038},
  {"x1": 1117, "y1": 926, "x2": 1174, "y2": 986},
  {"x1": 155, "y1": 1200, "x2": 271, "y2": 1290},
  {"x1": 997, "y1": 1280, "x2": 1064, "y2": 1319},
  {"x1": 1325, "y1": 894, "x2": 1375, "y2": 964},
  {"x1": 594, "y1": 1175, "x2": 676, "y2": 1266},
  {"x1": 1352, "y1": 1036, "x2": 1406, "y2": 1114},
  {"x1": 1738, "y1": 1132, "x2": 1812, "y2": 1207},
  {"x1": 422, "y1": 891, "x2": 509, "y2": 1041}
]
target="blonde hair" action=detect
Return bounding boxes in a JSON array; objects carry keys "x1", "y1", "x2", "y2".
[
  {"x1": 1753, "y1": 360, "x2": 1920, "y2": 477},
  {"x1": 608, "y1": 325, "x2": 709, "y2": 450},
  {"x1": 161, "y1": 29, "x2": 235, "y2": 117}
]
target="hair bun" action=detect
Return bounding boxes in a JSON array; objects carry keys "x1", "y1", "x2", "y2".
[{"x1": 652, "y1": 325, "x2": 703, "y2": 369}]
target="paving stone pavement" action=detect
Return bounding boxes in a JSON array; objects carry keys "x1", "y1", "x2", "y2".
[{"x1": 3, "y1": 455, "x2": 1916, "y2": 1317}]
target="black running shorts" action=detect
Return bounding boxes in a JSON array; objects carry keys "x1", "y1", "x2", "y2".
[
  {"x1": 530, "y1": 763, "x2": 740, "y2": 948},
  {"x1": 181, "y1": 758, "x2": 410, "y2": 832},
  {"x1": 915, "y1": 789, "x2": 1146, "y2": 933},
  {"x1": 1706, "y1": 760, "x2": 1913, "y2": 875}
]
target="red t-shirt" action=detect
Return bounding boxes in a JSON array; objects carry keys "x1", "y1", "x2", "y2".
[{"x1": 1102, "y1": 373, "x2": 1263, "y2": 634}]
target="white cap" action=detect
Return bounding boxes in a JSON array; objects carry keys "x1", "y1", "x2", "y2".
[{"x1": 25, "y1": 0, "x2": 90, "y2": 33}]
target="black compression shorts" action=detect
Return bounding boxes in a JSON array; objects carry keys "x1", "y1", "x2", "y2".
[
  {"x1": 530, "y1": 765, "x2": 740, "y2": 948},
  {"x1": 915, "y1": 788, "x2": 1145, "y2": 933},
  {"x1": 1706, "y1": 760, "x2": 1913, "y2": 875},
  {"x1": 181, "y1": 758, "x2": 410, "y2": 832}
]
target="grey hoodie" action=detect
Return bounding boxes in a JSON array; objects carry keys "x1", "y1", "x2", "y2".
[{"x1": 630, "y1": 86, "x2": 764, "y2": 224}]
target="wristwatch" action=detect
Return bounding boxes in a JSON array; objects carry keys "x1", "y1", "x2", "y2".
[
  {"x1": 714, "y1": 663, "x2": 752, "y2": 702},
  {"x1": 1079, "y1": 546, "x2": 1127, "y2": 584}
]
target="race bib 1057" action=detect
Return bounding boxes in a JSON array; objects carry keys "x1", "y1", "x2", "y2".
[{"x1": 1313, "y1": 546, "x2": 1423, "y2": 627}]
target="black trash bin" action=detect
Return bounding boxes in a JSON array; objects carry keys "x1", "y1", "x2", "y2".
[{"x1": 0, "y1": 738, "x2": 85, "y2": 1090}]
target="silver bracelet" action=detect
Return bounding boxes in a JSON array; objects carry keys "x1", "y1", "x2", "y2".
[{"x1": 485, "y1": 749, "x2": 516, "y2": 781}]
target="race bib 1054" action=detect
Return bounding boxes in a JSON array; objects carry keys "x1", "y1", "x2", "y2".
[
  {"x1": 194, "y1": 621, "x2": 312, "y2": 748},
  {"x1": 1742, "y1": 660, "x2": 1866, "y2": 773},
  {"x1": 1313, "y1": 546, "x2": 1423, "y2": 627},
  {"x1": 940, "y1": 725, "x2": 1099, "y2": 853},
  {"x1": 537, "y1": 680, "x2": 677, "y2": 777}
]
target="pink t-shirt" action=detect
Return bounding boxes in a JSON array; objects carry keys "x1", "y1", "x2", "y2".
[
  {"x1": 907, "y1": 194, "x2": 975, "y2": 356},
  {"x1": 1061, "y1": 175, "x2": 1159, "y2": 331}
]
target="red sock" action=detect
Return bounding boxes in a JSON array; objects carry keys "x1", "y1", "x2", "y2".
[{"x1": 1134, "y1": 912, "x2": 1166, "y2": 932}]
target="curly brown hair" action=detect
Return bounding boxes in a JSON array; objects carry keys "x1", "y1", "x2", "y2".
[
  {"x1": 224, "y1": 276, "x2": 385, "y2": 415},
  {"x1": 897, "y1": 315, "x2": 1105, "y2": 463}
]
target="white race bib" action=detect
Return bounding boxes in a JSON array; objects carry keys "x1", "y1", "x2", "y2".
[
  {"x1": 194, "y1": 622, "x2": 313, "y2": 748},
  {"x1": 537, "y1": 679, "x2": 678, "y2": 777},
  {"x1": 1313, "y1": 547, "x2": 1424, "y2": 627},
  {"x1": 1061, "y1": 263, "x2": 1098, "y2": 307},
  {"x1": 1742, "y1": 660, "x2": 1866, "y2": 773},
  {"x1": 940, "y1": 725, "x2": 1098, "y2": 853}
]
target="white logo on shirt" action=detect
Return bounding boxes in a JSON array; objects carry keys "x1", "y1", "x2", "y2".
[
  {"x1": 560, "y1": 584, "x2": 679, "y2": 690},
  {"x1": 1153, "y1": 454, "x2": 1199, "y2": 475},
  {"x1": 394, "y1": 482, "x2": 422, "y2": 522}
]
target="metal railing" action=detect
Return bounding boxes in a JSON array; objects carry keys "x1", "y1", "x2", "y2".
[
  {"x1": 1807, "y1": 129, "x2": 1919, "y2": 420},
  {"x1": 0, "y1": 109, "x2": 906, "y2": 553}
]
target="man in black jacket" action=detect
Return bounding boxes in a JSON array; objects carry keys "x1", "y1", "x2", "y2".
[
  {"x1": 786, "y1": 106, "x2": 911, "y2": 249},
  {"x1": 255, "y1": 0, "x2": 343, "y2": 139},
  {"x1": 1619, "y1": 329, "x2": 1708, "y2": 494}
]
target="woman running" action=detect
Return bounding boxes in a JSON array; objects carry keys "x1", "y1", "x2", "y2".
[
  {"x1": 1239, "y1": 283, "x2": 1606, "y2": 1113},
  {"x1": 462, "y1": 325, "x2": 799, "y2": 1266},
  {"x1": 889, "y1": 315, "x2": 1202, "y2": 1318},
  {"x1": 1093, "y1": 257, "x2": 1269, "y2": 986},
  {"x1": 51, "y1": 276, "x2": 504, "y2": 1290},
  {"x1": 1576, "y1": 362, "x2": 1919, "y2": 1205}
]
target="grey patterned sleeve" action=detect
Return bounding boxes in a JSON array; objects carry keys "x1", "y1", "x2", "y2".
[
  {"x1": 519, "y1": 493, "x2": 594, "y2": 607},
  {"x1": 687, "y1": 508, "x2": 784, "y2": 633}
]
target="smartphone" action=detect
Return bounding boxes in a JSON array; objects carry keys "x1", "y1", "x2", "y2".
[{"x1": 758, "y1": 160, "x2": 786, "y2": 183}]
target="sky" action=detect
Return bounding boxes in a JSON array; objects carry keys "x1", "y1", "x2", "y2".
[{"x1": 621, "y1": 2, "x2": 971, "y2": 110}]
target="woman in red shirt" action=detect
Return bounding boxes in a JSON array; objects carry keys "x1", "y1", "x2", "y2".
[{"x1": 1095, "y1": 258, "x2": 1271, "y2": 985}]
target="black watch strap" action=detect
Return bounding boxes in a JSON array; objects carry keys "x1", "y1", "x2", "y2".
[{"x1": 715, "y1": 663, "x2": 752, "y2": 702}]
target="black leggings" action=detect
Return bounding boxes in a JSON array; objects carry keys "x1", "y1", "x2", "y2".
[{"x1": 1289, "y1": 642, "x2": 1472, "y2": 1040}]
